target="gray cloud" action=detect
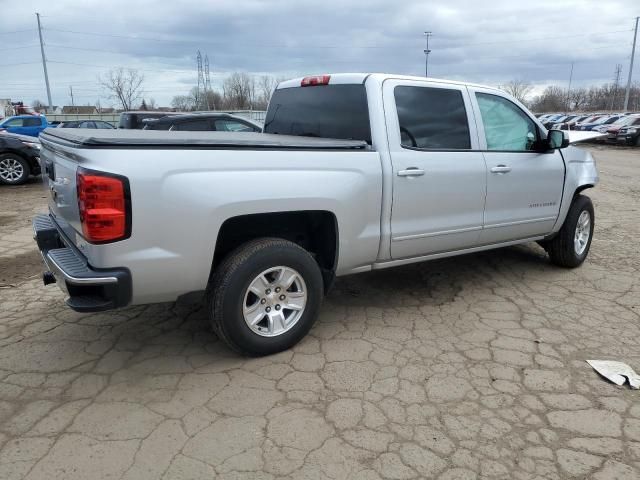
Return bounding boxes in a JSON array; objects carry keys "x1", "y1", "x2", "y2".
[{"x1": 0, "y1": 0, "x2": 635, "y2": 106}]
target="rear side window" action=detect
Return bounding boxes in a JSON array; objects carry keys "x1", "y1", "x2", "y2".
[
  {"x1": 394, "y1": 86, "x2": 471, "y2": 149},
  {"x1": 264, "y1": 84, "x2": 371, "y2": 143},
  {"x1": 23, "y1": 117, "x2": 42, "y2": 127},
  {"x1": 174, "y1": 119, "x2": 212, "y2": 131}
]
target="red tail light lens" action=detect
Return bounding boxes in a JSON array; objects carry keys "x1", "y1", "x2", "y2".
[
  {"x1": 301, "y1": 75, "x2": 331, "y2": 87},
  {"x1": 77, "y1": 169, "x2": 130, "y2": 243}
]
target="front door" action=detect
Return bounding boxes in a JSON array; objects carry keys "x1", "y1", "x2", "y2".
[
  {"x1": 469, "y1": 88, "x2": 565, "y2": 244},
  {"x1": 384, "y1": 79, "x2": 487, "y2": 260}
]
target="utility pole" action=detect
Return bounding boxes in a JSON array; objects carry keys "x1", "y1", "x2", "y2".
[
  {"x1": 36, "y1": 13, "x2": 53, "y2": 113},
  {"x1": 69, "y1": 86, "x2": 74, "y2": 107},
  {"x1": 423, "y1": 31, "x2": 432, "y2": 77},
  {"x1": 566, "y1": 62, "x2": 574, "y2": 111},
  {"x1": 623, "y1": 16, "x2": 639, "y2": 111}
]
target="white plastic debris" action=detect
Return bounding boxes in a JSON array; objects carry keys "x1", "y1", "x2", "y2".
[{"x1": 587, "y1": 360, "x2": 640, "y2": 389}]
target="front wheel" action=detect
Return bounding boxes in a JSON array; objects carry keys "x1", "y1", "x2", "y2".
[
  {"x1": 544, "y1": 194, "x2": 594, "y2": 268},
  {"x1": 0, "y1": 154, "x2": 30, "y2": 185},
  {"x1": 207, "y1": 238, "x2": 324, "y2": 356}
]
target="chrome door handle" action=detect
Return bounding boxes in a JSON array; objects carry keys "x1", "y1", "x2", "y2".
[
  {"x1": 490, "y1": 165, "x2": 512, "y2": 174},
  {"x1": 397, "y1": 168, "x2": 425, "y2": 177}
]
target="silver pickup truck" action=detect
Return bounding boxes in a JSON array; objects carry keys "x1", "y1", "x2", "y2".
[{"x1": 34, "y1": 73, "x2": 598, "y2": 356}]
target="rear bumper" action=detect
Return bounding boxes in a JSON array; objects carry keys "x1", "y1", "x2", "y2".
[{"x1": 33, "y1": 214, "x2": 131, "y2": 312}]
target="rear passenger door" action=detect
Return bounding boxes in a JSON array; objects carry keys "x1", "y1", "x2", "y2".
[
  {"x1": 384, "y1": 79, "x2": 487, "y2": 259},
  {"x1": 468, "y1": 87, "x2": 564, "y2": 244}
]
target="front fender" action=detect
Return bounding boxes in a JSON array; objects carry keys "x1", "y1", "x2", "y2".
[{"x1": 550, "y1": 145, "x2": 598, "y2": 234}]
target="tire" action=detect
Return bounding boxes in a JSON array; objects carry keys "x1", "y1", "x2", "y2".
[
  {"x1": 0, "y1": 154, "x2": 30, "y2": 185},
  {"x1": 545, "y1": 194, "x2": 594, "y2": 268},
  {"x1": 206, "y1": 238, "x2": 324, "y2": 356}
]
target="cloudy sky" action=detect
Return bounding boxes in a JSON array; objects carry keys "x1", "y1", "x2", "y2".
[{"x1": 0, "y1": 0, "x2": 636, "y2": 108}]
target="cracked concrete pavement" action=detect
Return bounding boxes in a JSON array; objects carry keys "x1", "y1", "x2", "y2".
[{"x1": 0, "y1": 145, "x2": 639, "y2": 479}]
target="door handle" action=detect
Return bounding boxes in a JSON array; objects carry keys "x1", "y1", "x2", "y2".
[
  {"x1": 397, "y1": 168, "x2": 425, "y2": 177},
  {"x1": 490, "y1": 165, "x2": 512, "y2": 174}
]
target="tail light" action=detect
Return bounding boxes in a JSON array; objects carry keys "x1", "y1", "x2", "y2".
[
  {"x1": 301, "y1": 75, "x2": 331, "y2": 87},
  {"x1": 77, "y1": 169, "x2": 131, "y2": 243}
]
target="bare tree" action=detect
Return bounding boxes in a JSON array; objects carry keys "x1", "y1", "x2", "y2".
[
  {"x1": 171, "y1": 95, "x2": 194, "y2": 111},
  {"x1": 32, "y1": 99, "x2": 46, "y2": 112},
  {"x1": 501, "y1": 79, "x2": 534, "y2": 104},
  {"x1": 255, "y1": 75, "x2": 280, "y2": 110},
  {"x1": 222, "y1": 73, "x2": 255, "y2": 110},
  {"x1": 100, "y1": 68, "x2": 145, "y2": 110}
]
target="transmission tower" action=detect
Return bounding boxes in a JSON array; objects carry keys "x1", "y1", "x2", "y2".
[
  {"x1": 610, "y1": 64, "x2": 622, "y2": 111},
  {"x1": 196, "y1": 50, "x2": 207, "y2": 110},
  {"x1": 204, "y1": 55, "x2": 215, "y2": 110}
]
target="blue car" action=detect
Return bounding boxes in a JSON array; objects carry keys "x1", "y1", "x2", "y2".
[{"x1": 0, "y1": 115, "x2": 49, "y2": 137}]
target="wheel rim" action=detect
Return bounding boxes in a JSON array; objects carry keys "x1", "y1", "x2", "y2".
[
  {"x1": 242, "y1": 266, "x2": 307, "y2": 337},
  {"x1": 574, "y1": 210, "x2": 591, "y2": 256},
  {"x1": 0, "y1": 158, "x2": 24, "y2": 182}
]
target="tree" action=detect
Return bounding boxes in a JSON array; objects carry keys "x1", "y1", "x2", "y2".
[
  {"x1": 222, "y1": 73, "x2": 255, "y2": 110},
  {"x1": 171, "y1": 94, "x2": 194, "y2": 111},
  {"x1": 100, "y1": 68, "x2": 145, "y2": 110},
  {"x1": 501, "y1": 79, "x2": 534, "y2": 104},
  {"x1": 140, "y1": 99, "x2": 148, "y2": 111}
]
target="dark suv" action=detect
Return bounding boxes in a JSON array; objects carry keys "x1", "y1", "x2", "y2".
[
  {"x1": 142, "y1": 113, "x2": 261, "y2": 132},
  {"x1": 0, "y1": 132, "x2": 41, "y2": 185},
  {"x1": 616, "y1": 117, "x2": 640, "y2": 146}
]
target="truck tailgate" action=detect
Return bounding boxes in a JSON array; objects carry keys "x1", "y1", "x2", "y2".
[{"x1": 39, "y1": 133, "x2": 83, "y2": 245}]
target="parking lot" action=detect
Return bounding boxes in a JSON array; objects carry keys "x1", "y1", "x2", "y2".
[{"x1": 0, "y1": 145, "x2": 638, "y2": 479}]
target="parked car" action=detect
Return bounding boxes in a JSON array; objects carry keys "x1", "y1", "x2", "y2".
[
  {"x1": 34, "y1": 73, "x2": 598, "y2": 356},
  {"x1": 579, "y1": 115, "x2": 619, "y2": 131},
  {"x1": 544, "y1": 115, "x2": 568, "y2": 129},
  {"x1": 595, "y1": 115, "x2": 640, "y2": 142},
  {"x1": 56, "y1": 120, "x2": 115, "y2": 129},
  {"x1": 118, "y1": 111, "x2": 172, "y2": 129},
  {"x1": 617, "y1": 120, "x2": 640, "y2": 146},
  {"x1": 0, "y1": 115, "x2": 49, "y2": 137},
  {"x1": 554, "y1": 115, "x2": 589, "y2": 130},
  {"x1": 143, "y1": 113, "x2": 261, "y2": 132},
  {"x1": 0, "y1": 131, "x2": 41, "y2": 184}
]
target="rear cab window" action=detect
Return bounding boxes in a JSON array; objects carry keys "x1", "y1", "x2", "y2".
[
  {"x1": 264, "y1": 84, "x2": 371, "y2": 144},
  {"x1": 394, "y1": 86, "x2": 471, "y2": 149}
]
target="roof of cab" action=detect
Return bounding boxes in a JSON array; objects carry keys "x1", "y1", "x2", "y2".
[{"x1": 276, "y1": 73, "x2": 502, "y2": 93}]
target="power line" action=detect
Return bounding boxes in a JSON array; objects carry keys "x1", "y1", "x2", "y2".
[
  {"x1": 0, "y1": 29, "x2": 35, "y2": 35},
  {"x1": 41, "y1": 26, "x2": 631, "y2": 50}
]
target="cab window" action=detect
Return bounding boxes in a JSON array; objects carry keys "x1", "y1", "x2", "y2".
[
  {"x1": 476, "y1": 93, "x2": 537, "y2": 151},
  {"x1": 394, "y1": 86, "x2": 471, "y2": 150}
]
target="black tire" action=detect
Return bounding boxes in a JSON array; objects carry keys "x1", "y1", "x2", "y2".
[
  {"x1": 206, "y1": 238, "x2": 324, "y2": 356},
  {"x1": 0, "y1": 154, "x2": 30, "y2": 185},
  {"x1": 545, "y1": 194, "x2": 594, "y2": 268}
]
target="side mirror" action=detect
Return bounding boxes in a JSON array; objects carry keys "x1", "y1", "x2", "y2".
[{"x1": 547, "y1": 129, "x2": 569, "y2": 149}]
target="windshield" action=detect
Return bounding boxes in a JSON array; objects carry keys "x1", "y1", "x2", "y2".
[{"x1": 264, "y1": 84, "x2": 371, "y2": 143}]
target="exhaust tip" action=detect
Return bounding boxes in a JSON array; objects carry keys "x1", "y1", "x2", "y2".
[{"x1": 43, "y1": 271, "x2": 56, "y2": 286}]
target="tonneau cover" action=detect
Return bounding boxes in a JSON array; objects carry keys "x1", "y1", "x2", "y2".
[{"x1": 40, "y1": 128, "x2": 370, "y2": 150}]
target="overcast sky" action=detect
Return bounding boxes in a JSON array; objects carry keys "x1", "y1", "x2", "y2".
[{"x1": 0, "y1": 0, "x2": 636, "y2": 107}]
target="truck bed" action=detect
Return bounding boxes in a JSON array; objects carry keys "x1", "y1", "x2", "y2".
[{"x1": 40, "y1": 128, "x2": 370, "y2": 150}]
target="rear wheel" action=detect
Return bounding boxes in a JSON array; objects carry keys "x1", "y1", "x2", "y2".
[
  {"x1": 0, "y1": 154, "x2": 30, "y2": 185},
  {"x1": 207, "y1": 238, "x2": 324, "y2": 356},
  {"x1": 544, "y1": 194, "x2": 594, "y2": 268}
]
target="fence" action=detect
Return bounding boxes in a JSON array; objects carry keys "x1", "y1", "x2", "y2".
[{"x1": 45, "y1": 110, "x2": 267, "y2": 125}]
